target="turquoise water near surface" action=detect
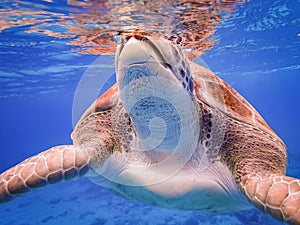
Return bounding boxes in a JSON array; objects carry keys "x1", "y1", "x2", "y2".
[{"x1": 0, "y1": 0, "x2": 299, "y2": 224}]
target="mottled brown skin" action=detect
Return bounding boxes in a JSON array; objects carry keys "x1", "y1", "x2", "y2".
[
  {"x1": 0, "y1": 146, "x2": 91, "y2": 203},
  {"x1": 191, "y1": 62, "x2": 300, "y2": 224},
  {"x1": 0, "y1": 61, "x2": 299, "y2": 224}
]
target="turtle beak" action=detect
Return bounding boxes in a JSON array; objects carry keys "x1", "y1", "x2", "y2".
[
  {"x1": 116, "y1": 35, "x2": 169, "y2": 70},
  {"x1": 116, "y1": 36, "x2": 151, "y2": 67},
  {"x1": 116, "y1": 35, "x2": 194, "y2": 96}
]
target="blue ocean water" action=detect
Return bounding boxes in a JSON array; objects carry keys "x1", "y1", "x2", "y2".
[{"x1": 0, "y1": 0, "x2": 299, "y2": 224}]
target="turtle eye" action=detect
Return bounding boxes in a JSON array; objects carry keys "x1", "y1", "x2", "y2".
[
  {"x1": 162, "y1": 62, "x2": 172, "y2": 70},
  {"x1": 161, "y1": 62, "x2": 179, "y2": 80}
]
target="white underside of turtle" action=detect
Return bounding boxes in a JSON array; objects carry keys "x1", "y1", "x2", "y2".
[{"x1": 89, "y1": 152, "x2": 251, "y2": 212}]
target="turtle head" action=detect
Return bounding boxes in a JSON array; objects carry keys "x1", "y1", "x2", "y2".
[
  {"x1": 116, "y1": 35, "x2": 194, "y2": 97},
  {"x1": 115, "y1": 35, "x2": 199, "y2": 152}
]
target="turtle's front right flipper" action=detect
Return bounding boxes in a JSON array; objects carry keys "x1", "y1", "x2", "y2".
[
  {"x1": 0, "y1": 145, "x2": 92, "y2": 203},
  {"x1": 241, "y1": 174, "x2": 300, "y2": 225}
]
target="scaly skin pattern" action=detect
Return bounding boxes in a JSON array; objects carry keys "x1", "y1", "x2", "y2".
[
  {"x1": 241, "y1": 174, "x2": 300, "y2": 225},
  {"x1": 191, "y1": 63, "x2": 300, "y2": 224},
  {"x1": 214, "y1": 106, "x2": 300, "y2": 224},
  {"x1": 0, "y1": 146, "x2": 91, "y2": 203}
]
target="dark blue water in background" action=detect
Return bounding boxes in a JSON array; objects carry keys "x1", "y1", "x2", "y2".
[{"x1": 0, "y1": 0, "x2": 299, "y2": 224}]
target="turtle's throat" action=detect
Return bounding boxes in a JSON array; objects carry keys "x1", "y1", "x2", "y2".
[{"x1": 119, "y1": 70, "x2": 200, "y2": 154}]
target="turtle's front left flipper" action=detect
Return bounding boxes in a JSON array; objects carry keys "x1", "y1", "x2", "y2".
[
  {"x1": 0, "y1": 145, "x2": 92, "y2": 203},
  {"x1": 241, "y1": 174, "x2": 300, "y2": 225}
]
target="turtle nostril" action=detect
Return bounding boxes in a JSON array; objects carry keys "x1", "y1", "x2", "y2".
[{"x1": 134, "y1": 34, "x2": 148, "y2": 42}]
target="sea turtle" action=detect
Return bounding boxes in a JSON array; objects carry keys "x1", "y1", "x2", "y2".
[{"x1": 0, "y1": 35, "x2": 299, "y2": 224}]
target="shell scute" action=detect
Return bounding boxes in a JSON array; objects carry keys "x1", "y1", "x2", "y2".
[
  {"x1": 190, "y1": 61, "x2": 276, "y2": 137},
  {"x1": 94, "y1": 84, "x2": 119, "y2": 112}
]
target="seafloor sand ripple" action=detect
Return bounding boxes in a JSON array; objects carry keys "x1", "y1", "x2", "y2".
[{"x1": 0, "y1": 178, "x2": 284, "y2": 225}]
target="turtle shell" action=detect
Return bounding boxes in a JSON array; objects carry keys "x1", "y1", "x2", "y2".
[
  {"x1": 190, "y1": 61, "x2": 278, "y2": 138},
  {"x1": 72, "y1": 84, "x2": 119, "y2": 144},
  {"x1": 77, "y1": 84, "x2": 119, "y2": 123}
]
